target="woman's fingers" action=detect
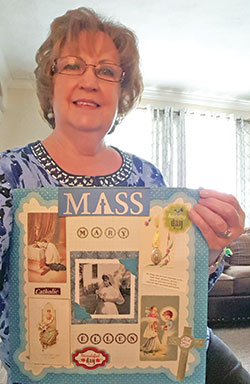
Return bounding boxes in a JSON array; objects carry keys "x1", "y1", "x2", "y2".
[
  {"x1": 189, "y1": 189, "x2": 245, "y2": 250},
  {"x1": 189, "y1": 207, "x2": 227, "y2": 249},
  {"x1": 199, "y1": 189, "x2": 245, "y2": 227}
]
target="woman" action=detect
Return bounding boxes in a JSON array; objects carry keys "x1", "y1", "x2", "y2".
[
  {"x1": 95, "y1": 274, "x2": 125, "y2": 314},
  {"x1": 0, "y1": 7, "x2": 248, "y2": 383}
]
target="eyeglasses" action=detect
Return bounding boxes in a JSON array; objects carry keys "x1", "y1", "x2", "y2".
[{"x1": 51, "y1": 56, "x2": 125, "y2": 83}]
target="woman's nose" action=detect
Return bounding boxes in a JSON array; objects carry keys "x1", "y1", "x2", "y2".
[{"x1": 78, "y1": 65, "x2": 99, "y2": 90}]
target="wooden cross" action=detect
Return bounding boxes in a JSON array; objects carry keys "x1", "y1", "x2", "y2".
[{"x1": 168, "y1": 326, "x2": 205, "y2": 381}]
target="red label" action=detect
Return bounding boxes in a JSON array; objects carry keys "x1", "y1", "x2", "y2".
[{"x1": 72, "y1": 347, "x2": 109, "y2": 370}]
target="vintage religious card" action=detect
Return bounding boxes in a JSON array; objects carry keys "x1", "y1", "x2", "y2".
[{"x1": 9, "y1": 187, "x2": 208, "y2": 383}]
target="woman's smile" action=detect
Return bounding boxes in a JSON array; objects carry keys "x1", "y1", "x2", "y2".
[{"x1": 72, "y1": 98, "x2": 101, "y2": 108}]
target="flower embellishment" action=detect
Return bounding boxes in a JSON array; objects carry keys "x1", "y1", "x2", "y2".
[
  {"x1": 160, "y1": 233, "x2": 174, "y2": 267},
  {"x1": 144, "y1": 217, "x2": 151, "y2": 226}
]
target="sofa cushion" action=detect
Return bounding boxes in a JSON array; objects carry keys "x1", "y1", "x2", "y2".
[
  {"x1": 209, "y1": 273, "x2": 234, "y2": 296},
  {"x1": 228, "y1": 228, "x2": 250, "y2": 266},
  {"x1": 225, "y1": 265, "x2": 250, "y2": 279},
  {"x1": 224, "y1": 265, "x2": 250, "y2": 295}
]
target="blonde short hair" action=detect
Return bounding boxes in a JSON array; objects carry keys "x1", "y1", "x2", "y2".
[{"x1": 34, "y1": 7, "x2": 144, "y2": 129}]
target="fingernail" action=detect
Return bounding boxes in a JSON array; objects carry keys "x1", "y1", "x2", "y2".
[{"x1": 200, "y1": 189, "x2": 209, "y2": 196}]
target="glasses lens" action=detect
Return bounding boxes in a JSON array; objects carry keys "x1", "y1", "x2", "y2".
[
  {"x1": 95, "y1": 63, "x2": 123, "y2": 82},
  {"x1": 57, "y1": 57, "x2": 85, "y2": 75},
  {"x1": 55, "y1": 57, "x2": 124, "y2": 82}
]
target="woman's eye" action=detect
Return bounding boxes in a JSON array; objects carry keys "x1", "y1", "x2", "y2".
[
  {"x1": 98, "y1": 66, "x2": 115, "y2": 77},
  {"x1": 63, "y1": 63, "x2": 80, "y2": 71}
]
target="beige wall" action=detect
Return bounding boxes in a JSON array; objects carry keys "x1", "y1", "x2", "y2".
[{"x1": 0, "y1": 88, "x2": 51, "y2": 151}]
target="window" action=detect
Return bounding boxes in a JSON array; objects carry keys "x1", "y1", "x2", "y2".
[
  {"x1": 185, "y1": 112, "x2": 236, "y2": 195},
  {"x1": 106, "y1": 108, "x2": 152, "y2": 161}
]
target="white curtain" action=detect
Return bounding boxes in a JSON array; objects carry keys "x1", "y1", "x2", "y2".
[
  {"x1": 151, "y1": 108, "x2": 249, "y2": 226},
  {"x1": 236, "y1": 118, "x2": 250, "y2": 226},
  {"x1": 185, "y1": 112, "x2": 236, "y2": 194},
  {"x1": 151, "y1": 107, "x2": 186, "y2": 187}
]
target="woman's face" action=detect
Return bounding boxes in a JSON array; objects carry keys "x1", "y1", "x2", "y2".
[
  {"x1": 52, "y1": 30, "x2": 121, "y2": 138},
  {"x1": 103, "y1": 278, "x2": 110, "y2": 287}
]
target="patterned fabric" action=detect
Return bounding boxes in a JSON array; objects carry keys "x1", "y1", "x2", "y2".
[
  {"x1": 0, "y1": 140, "x2": 221, "y2": 378},
  {"x1": 236, "y1": 118, "x2": 250, "y2": 227},
  {"x1": 31, "y1": 141, "x2": 134, "y2": 187},
  {"x1": 151, "y1": 107, "x2": 186, "y2": 187},
  {"x1": 208, "y1": 262, "x2": 224, "y2": 291}
]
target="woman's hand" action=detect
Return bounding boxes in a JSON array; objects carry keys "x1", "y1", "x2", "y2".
[{"x1": 189, "y1": 189, "x2": 245, "y2": 250}]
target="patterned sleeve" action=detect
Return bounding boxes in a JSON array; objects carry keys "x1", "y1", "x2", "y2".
[
  {"x1": 150, "y1": 164, "x2": 166, "y2": 187},
  {"x1": 208, "y1": 261, "x2": 224, "y2": 292},
  {"x1": 0, "y1": 153, "x2": 13, "y2": 290},
  {"x1": 130, "y1": 154, "x2": 167, "y2": 187}
]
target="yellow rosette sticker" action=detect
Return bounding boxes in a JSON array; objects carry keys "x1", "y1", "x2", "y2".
[{"x1": 164, "y1": 203, "x2": 191, "y2": 233}]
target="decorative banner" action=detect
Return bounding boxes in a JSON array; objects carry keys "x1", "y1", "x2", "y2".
[{"x1": 9, "y1": 187, "x2": 208, "y2": 383}]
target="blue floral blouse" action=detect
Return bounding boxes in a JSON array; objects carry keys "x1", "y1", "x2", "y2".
[{"x1": 0, "y1": 140, "x2": 222, "y2": 378}]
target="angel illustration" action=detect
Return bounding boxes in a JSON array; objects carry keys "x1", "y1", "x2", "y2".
[
  {"x1": 140, "y1": 306, "x2": 162, "y2": 355},
  {"x1": 159, "y1": 306, "x2": 177, "y2": 355}
]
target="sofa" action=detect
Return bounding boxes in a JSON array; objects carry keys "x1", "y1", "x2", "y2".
[{"x1": 208, "y1": 228, "x2": 250, "y2": 325}]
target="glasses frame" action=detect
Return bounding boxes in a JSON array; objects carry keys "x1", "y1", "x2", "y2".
[{"x1": 51, "y1": 55, "x2": 126, "y2": 83}]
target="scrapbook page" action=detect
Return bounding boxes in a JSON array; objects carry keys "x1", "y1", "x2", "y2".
[{"x1": 10, "y1": 187, "x2": 208, "y2": 383}]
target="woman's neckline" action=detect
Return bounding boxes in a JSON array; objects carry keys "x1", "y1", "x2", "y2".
[{"x1": 30, "y1": 140, "x2": 132, "y2": 187}]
